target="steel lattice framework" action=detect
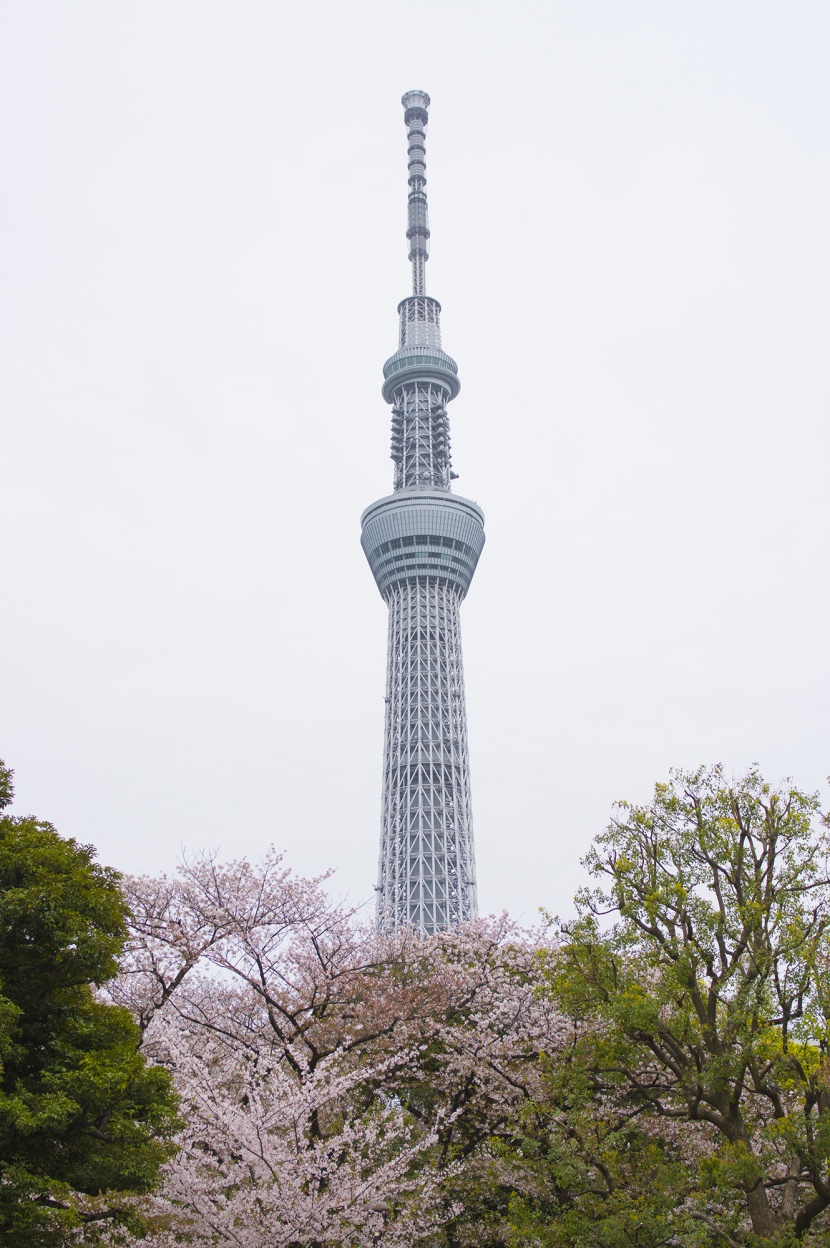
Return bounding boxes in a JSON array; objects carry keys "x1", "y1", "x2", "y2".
[{"x1": 361, "y1": 91, "x2": 485, "y2": 934}]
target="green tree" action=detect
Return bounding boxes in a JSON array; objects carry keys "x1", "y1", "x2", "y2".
[
  {"x1": 0, "y1": 760, "x2": 179, "y2": 1246},
  {"x1": 527, "y1": 766, "x2": 830, "y2": 1247},
  {"x1": 486, "y1": 1050, "x2": 694, "y2": 1248}
]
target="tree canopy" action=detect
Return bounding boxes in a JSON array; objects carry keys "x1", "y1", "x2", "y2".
[
  {"x1": 7, "y1": 758, "x2": 826, "y2": 1248},
  {"x1": 110, "y1": 853, "x2": 556, "y2": 1246},
  {"x1": 527, "y1": 766, "x2": 830, "y2": 1247},
  {"x1": 0, "y1": 760, "x2": 179, "y2": 1246}
]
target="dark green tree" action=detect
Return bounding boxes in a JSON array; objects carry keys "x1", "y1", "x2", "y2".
[
  {"x1": 0, "y1": 760, "x2": 179, "y2": 1246},
  {"x1": 520, "y1": 766, "x2": 830, "y2": 1247}
]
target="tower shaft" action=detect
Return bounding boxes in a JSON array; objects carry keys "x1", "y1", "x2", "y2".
[
  {"x1": 362, "y1": 92, "x2": 484, "y2": 935},
  {"x1": 379, "y1": 579, "x2": 476, "y2": 929}
]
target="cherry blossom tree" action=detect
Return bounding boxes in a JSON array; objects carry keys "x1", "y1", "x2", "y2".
[{"x1": 105, "y1": 852, "x2": 560, "y2": 1247}]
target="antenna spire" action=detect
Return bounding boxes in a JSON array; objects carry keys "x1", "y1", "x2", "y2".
[{"x1": 402, "y1": 90, "x2": 431, "y2": 296}]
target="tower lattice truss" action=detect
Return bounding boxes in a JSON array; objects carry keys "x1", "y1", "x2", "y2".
[{"x1": 361, "y1": 91, "x2": 485, "y2": 934}]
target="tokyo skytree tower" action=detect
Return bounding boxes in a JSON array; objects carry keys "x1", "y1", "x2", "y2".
[{"x1": 361, "y1": 91, "x2": 485, "y2": 934}]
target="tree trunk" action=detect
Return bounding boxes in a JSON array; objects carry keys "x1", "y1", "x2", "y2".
[{"x1": 744, "y1": 1181, "x2": 779, "y2": 1240}]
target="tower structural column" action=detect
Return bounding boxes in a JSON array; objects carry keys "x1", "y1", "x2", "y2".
[{"x1": 361, "y1": 91, "x2": 484, "y2": 934}]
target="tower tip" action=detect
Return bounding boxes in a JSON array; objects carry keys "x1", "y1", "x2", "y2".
[{"x1": 401, "y1": 89, "x2": 430, "y2": 114}]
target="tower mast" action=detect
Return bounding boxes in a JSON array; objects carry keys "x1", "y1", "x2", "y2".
[
  {"x1": 361, "y1": 91, "x2": 485, "y2": 934},
  {"x1": 404, "y1": 88, "x2": 430, "y2": 297}
]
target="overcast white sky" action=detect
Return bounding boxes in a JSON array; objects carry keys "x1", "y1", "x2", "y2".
[{"x1": 1, "y1": 1, "x2": 828, "y2": 922}]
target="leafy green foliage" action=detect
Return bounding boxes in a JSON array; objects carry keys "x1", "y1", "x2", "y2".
[
  {"x1": 0, "y1": 760, "x2": 179, "y2": 1246},
  {"x1": 530, "y1": 766, "x2": 830, "y2": 1247},
  {"x1": 496, "y1": 1035, "x2": 693, "y2": 1248}
]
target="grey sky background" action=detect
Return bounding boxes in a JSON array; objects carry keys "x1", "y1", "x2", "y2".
[{"x1": 2, "y1": 1, "x2": 828, "y2": 922}]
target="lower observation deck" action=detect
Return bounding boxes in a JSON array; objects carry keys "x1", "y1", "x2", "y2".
[{"x1": 361, "y1": 489, "x2": 485, "y2": 599}]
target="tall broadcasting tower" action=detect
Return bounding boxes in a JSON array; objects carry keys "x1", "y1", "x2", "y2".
[{"x1": 361, "y1": 91, "x2": 485, "y2": 934}]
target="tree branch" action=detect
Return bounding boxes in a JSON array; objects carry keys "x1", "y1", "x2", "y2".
[{"x1": 688, "y1": 1210, "x2": 745, "y2": 1248}]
